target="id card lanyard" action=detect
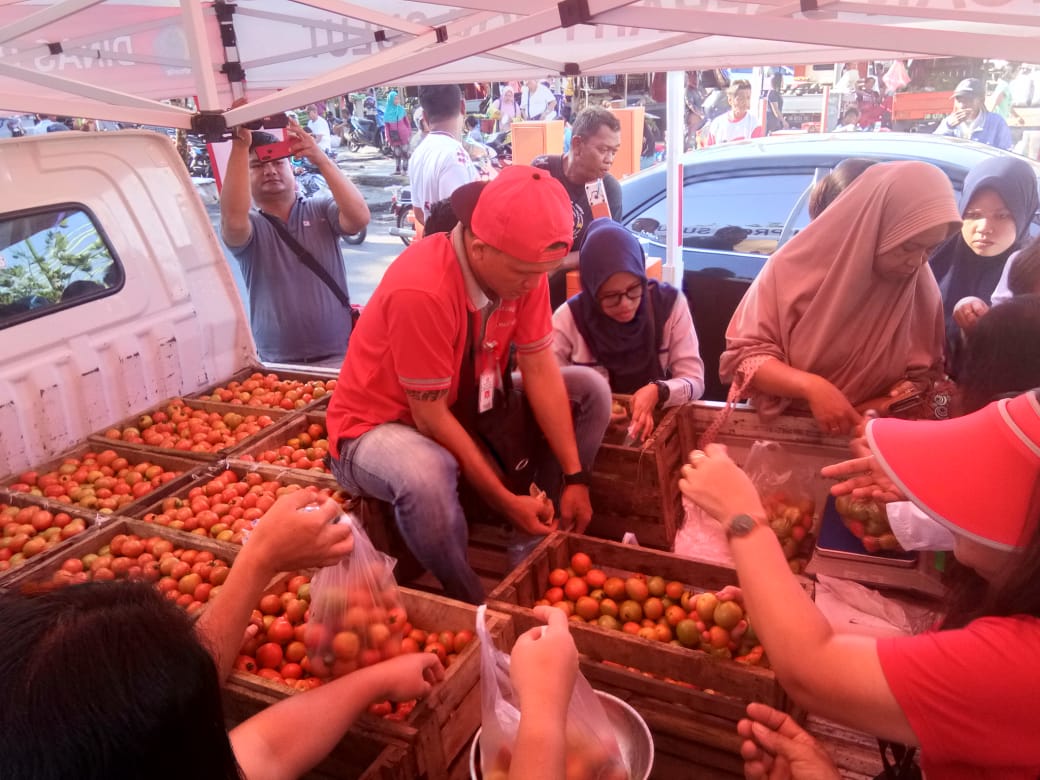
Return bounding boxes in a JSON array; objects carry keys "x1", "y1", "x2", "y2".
[
  {"x1": 585, "y1": 178, "x2": 612, "y2": 220},
  {"x1": 476, "y1": 303, "x2": 501, "y2": 414}
]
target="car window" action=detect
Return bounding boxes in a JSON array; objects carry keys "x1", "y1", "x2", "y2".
[
  {"x1": 0, "y1": 206, "x2": 123, "y2": 330},
  {"x1": 626, "y1": 173, "x2": 815, "y2": 256}
]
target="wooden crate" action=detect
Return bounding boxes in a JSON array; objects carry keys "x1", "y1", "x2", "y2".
[
  {"x1": 489, "y1": 532, "x2": 810, "y2": 769},
  {"x1": 0, "y1": 493, "x2": 103, "y2": 585},
  {"x1": 1, "y1": 516, "x2": 239, "y2": 592},
  {"x1": 0, "y1": 441, "x2": 206, "y2": 520},
  {"x1": 129, "y1": 461, "x2": 351, "y2": 538},
  {"x1": 586, "y1": 395, "x2": 686, "y2": 550},
  {"x1": 229, "y1": 411, "x2": 333, "y2": 482},
  {"x1": 87, "y1": 397, "x2": 293, "y2": 462},
  {"x1": 188, "y1": 366, "x2": 337, "y2": 412},
  {"x1": 225, "y1": 587, "x2": 515, "y2": 780}
]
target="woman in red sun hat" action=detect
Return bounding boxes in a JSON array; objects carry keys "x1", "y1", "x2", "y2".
[{"x1": 680, "y1": 390, "x2": 1040, "y2": 779}]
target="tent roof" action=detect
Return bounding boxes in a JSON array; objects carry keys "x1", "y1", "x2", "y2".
[{"x1": 0, "y1": 0, "x2": 1037, "y2": 128}]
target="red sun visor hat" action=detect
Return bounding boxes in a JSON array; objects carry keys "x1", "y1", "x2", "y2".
[
  {"x1": 865, "y1": 390, "x2": 1040, "y2": 551},
  {"x1": 450, "y1": 165, "x2": 574, "y2": 264}
]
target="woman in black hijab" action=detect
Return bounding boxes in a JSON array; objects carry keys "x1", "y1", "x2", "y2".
[{"x1": 930, "y1": 156, "x2": 1038, "y2": 374}]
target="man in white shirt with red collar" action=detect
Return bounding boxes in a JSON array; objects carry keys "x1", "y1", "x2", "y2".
[
  {"x1": 408, "y1": 84, "x2": 479, "y2": 228},
  {"x1": 705, "y1": 80, "x2": 764, "y2": 145}
]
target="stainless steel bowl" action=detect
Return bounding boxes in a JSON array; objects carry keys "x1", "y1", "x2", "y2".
[{"x1": 469, "y1": 690, "x2": 654, "y2": 780}]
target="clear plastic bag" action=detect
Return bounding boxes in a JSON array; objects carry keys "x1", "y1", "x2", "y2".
[
  {"x1": 475, "y1": 605, "x2": 628, "y2": 779},
  {"x1": 304, "y1": 512, "x2": 404, "y2": 678},
  {"x1": 744, "y1": 441, "x2": 817, "y2": 571}
]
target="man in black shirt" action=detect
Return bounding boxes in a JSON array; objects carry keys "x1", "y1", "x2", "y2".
[{"x1": 532, "y1": 107, "x2": 623, "y2": 307}]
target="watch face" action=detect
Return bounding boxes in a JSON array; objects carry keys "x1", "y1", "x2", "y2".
[{"x1": 728, "y1": 513, "x2": 758, "y2": 537}]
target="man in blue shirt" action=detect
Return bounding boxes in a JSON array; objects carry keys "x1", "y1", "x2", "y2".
[
  {"x1": 220, "y1": 118, "x2": 369, "y2": 366},
  {"x1": 933, "y1": 78, "x2": 1013, "y2": 151}
]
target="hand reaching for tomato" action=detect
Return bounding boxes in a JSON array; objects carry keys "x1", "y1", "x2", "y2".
[
  {"x1": 372, "y1": 652, "x2": 445, "y2": 701},
  {"x1": 737, "y1": 703, "x2": 841, "y2": 780},
  {"x1": 510, "y1": 605, "x2": 578, "y2": 721},
  {"x1": 247, "y1": 492, "x2": 354, "y2": 576}
]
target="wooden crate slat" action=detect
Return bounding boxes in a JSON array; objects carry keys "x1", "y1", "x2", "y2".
[
  {"x1": 85, "y1": 396, "x2": 295, "y2": 462},
  {"x1": 188, "y1": 365, "x2": 336, "y2": 412}
]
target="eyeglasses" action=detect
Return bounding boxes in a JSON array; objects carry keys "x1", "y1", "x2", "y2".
[{"x1": 598, "y1": 281, "x2": 644, "y2": 308}]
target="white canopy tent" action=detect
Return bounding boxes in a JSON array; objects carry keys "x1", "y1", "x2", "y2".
[{"x1": 0, "y1": 0, "x2": 1037, "y2": 129}]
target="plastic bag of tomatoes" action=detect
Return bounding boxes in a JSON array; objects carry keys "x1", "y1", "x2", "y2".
[
  {"x1": 304, "y1": 513, "x2": 405, "y2": 678},
  {"x1": 475, "y1": 605, "x2": 629, "y2": 780},
  {"x1": 744, "y1": 440, "x2": 819, "y2": 571}
]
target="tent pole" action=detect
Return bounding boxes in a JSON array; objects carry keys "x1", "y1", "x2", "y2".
[{"x1": 664, "y1": 70, "x2": 684, "y2": 285}]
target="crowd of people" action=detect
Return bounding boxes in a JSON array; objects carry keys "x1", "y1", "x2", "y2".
[{"x1": 4, "y1": 70, "x2": 1040, "y2": 779}]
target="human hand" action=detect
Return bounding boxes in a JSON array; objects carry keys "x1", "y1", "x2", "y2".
[
  {"x1": 371, "y1": 652, "x2": 445, "y2": 701},
  {"x1": 286, "y1": 117, "x2": 323, "y2": 163},
  {"x1": 629, "y1": 384, "x2": 659, "y2": 442},
  {"x1": 805, "y1": 376, "x2": 862, "y2": 435},
  {"x1": 953, "y1": 296, "x2": 989, "y2": 330},
  {"x1": 506, "y1": 494, "x2": 558, "y2": 537},
  {"x1": 244, "y1": 492, "x2": 354, "y2": 576},
  {"x1": 737, "y1": 703, "x2": 841, "y2": 780},
  {"x1": 820, "y1": 438, "x2": 906, "y2": 503},
  {"x1": 510, "y1": 605, "x2": 578, "y2": 721},
  {"x1": 679, "y1": 444, "x2": 766, "y2": 525},
  {"x1": 559, "y1": 484, "x2": 592, "y2": 533}
]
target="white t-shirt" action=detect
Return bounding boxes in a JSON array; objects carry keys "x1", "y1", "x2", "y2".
[
  {"x1": 408, "y1": 131, "x2": 479, "y2": 218},
  {"x1": 308, "y1": 116, "x2": 332, "y2": 152},
  {"x1": 520, "y1": 84, "x2": 557, "y2": 120},
  {"x1": 706, "y1": 112, "x2": 762, "y2": 145}
]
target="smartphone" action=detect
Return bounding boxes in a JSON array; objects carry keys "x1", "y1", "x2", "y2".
[{"x1": 254, "y1": 129, "x2": 294, "y2": 162}]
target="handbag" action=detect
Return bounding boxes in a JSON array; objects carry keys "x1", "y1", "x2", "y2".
[
  {"x1": 874, "y1": 741, "x2": 922, "y2": 780},
  {"x1": 258, "y1": 210, "x2": 360, "y2": 328},
  {"x1": 452, "y1": 312, "x2": 546, "y2": 494}
]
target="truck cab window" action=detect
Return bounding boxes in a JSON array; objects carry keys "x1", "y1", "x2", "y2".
[{"x1": 0, "y1": 207, "x2": 122, "y2": 329}]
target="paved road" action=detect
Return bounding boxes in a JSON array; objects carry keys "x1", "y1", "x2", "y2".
[{"x1": 202, "y1": 144, "x2": 409, "y2": 309}]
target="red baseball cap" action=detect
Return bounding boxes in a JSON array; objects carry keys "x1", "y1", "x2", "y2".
[
  {"x1": 865, "y1": 390, "x2": 1040, "y2": 551},
  {"x1": 450, "y1": 165, "x2": 573, "y2": 263}
]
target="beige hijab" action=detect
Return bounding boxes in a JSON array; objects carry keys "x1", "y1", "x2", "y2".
[{"x1": 720, "y1": 160, "x2": 960, "y2": 419}]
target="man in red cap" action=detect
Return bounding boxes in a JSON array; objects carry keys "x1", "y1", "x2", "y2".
[{"x1": 325, "y1": 165, "x2": 611, "y2": 603}]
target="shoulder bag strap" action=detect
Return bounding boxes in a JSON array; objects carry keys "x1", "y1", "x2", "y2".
[{"x1": 258, "y1": 210, "x2": 350, "y2": 309}]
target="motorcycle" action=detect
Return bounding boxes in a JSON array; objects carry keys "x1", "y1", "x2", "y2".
[
  {"x1": 294, "y1": 158, "x2": 366, "y2": 245},
  {"x1": 483, "y1": 129, "x2": 512, "y2": 165},
  {"x1": 346, "y1": 110, "x2": 392, "y2": 155},
  {"x1": 388, "y1": 184, "x2": 415, "y2": 246},
  {"x1": 188, "y1": 142, "x2": 213, "y2": 178}
]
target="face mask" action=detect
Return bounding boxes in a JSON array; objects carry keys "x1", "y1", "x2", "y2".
[{"x1": 886, "y1": 502, "x2": 956, "y2": 551}]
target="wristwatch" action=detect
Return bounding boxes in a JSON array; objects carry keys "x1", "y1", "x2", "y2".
[
  {"x1": 726, "y1": 513, "x2": 760, "y2": 539},
  {"x1": 563, "y1": 470, "x2": 591, "y2": 487},
  {"x1": 653, "y1": 380, "x2": 670, "y2": 406}
]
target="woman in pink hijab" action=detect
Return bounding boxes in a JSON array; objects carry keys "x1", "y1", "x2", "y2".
[{"x1": 719, "y1": 161, "x2": 961, "y2": 434}]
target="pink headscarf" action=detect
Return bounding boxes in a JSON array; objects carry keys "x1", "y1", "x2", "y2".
[{"x1": 719, "y1": 160, "x2": 960, "y2": 420}]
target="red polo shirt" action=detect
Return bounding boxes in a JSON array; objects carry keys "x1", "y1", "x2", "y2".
[{"x1": 327, "y1": 232, "x2": 553, "y2": 454}]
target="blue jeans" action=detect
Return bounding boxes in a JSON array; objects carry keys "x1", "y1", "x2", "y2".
[{"x1": 330, "y1": 366, "x2": 611, "y2": 603}]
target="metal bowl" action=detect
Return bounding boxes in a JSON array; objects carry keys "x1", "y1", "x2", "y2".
[{"x1": 469, "y1": 690, "x2": 654, "y2": 780}]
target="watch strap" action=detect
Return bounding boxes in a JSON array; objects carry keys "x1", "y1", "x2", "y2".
[
  {"x1": 563, "y1": 470, "x2": 590, "y2": 487},
  {"x1": 726, "y1": 513, "x2": 760, "y2": 539}
]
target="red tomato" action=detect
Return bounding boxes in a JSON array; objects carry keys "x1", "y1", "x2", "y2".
[{"x1": 256, "y1": 642, "x2": 284, "y2": 669}]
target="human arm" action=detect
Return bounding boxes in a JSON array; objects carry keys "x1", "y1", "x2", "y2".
[
  {"x1": 290, "y1": 117, "x2": 369, "y2": 234},
  {"x1": 194, "y1": 492, "x2": 353, "y2": 681},
  {"x1": 750, "y1": 358, "x2": 862, "y2": 434},
  {"x1": 820, "y1": 438, "x2": 907, "y2": 503},
  {"x1": 508, "y1": 605, "x2": 579, "y2": 780},
  {"x1": 661, "y1": 295, "x2": 705, "y2": 405},
  {"x1": 230, "y1": 653, "x2": 444, "y2": 780},
  {"x1": 932, "y1": 116, "x2": 956, "y2": 136},
  {"x1": 517, "y1": 346, "x2": 591, "y2": 532},
  {"x1": 678, "y1": 445, "x2": 917, "y2": 744},
  {"x1": 219, "y1": 126, "x2": 255, "y2": 247}
]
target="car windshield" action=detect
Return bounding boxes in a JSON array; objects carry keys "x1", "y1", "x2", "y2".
[{"x1": 626, "y1": 172, "x2": 814, "y2": 256}]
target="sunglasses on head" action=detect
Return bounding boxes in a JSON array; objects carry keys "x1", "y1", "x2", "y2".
[{"x1": 240, "y1": 114, "x2": 290, "y2": 131}]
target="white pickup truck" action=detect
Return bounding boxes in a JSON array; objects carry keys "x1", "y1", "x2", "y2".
[{"x1": 0, "y1": 130, "x2": 323, "y2": 476}]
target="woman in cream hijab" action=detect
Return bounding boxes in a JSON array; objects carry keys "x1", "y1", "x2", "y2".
[{"x1": 720, "y1": 161, "x2": 961, "y2": 434}]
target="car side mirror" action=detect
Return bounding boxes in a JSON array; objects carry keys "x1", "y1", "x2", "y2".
[{"x1": 630, "y1": 217, "x2": 661, "y2": 235}]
